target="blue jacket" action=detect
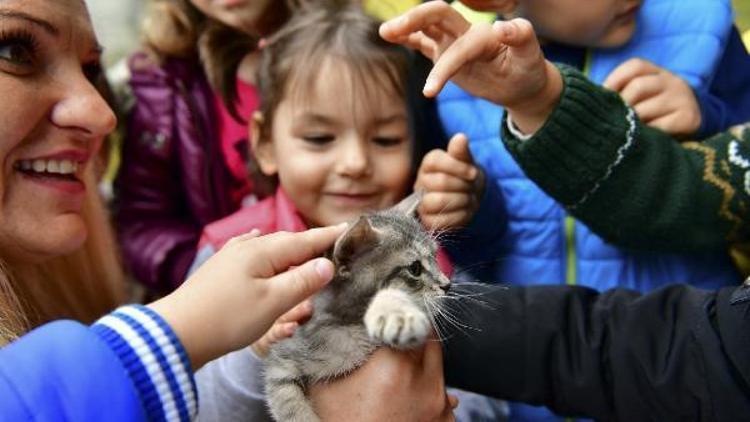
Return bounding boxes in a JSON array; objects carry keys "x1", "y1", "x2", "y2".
[
  {"x1": 440, "y1": 1, "x2": 746, "y2": 420},
  {"x1": 0, "y1": 306, "x2": 196, "y2": 421}
]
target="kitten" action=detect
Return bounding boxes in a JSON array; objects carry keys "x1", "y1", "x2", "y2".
[{"x1": 264, "y1": 192, "x2": 451, "y2": 422}]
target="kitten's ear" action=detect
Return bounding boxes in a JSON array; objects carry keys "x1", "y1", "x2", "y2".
[
  {"x1": 392, "y1": 190, "x2": 423, "y2": 217},
  {"x1": 333, "y1": 216, "x2": 380, "y2": 270}
]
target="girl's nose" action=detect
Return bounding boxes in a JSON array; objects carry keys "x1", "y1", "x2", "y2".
[
  {"x1": 50, "y1": 72, "x2": 117, "y2": 140},
  {"x1": 337, "y1": 137, "x2": 371, "y2": 177}
]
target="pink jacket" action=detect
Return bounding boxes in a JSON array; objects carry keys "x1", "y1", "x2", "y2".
[{"x1": 199, "y1": 188, "x2": 454, "y2": 276}]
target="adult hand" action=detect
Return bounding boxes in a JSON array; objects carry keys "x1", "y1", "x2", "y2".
[
  {"x1": 379, "y1": 2, "x2": 562, "y2": 133},
  {"x1": 310, "y1": 341, "x2": 457, "y2": 422},
  {"x1": 148, "y1": 224, "x2": 347, "y2": 369},
  {"x1": 604, "y1": 58, "x2": 702, "y2": 137},
  {"x1": 416, "y1": 133, "x2": 485, "y2": 231}
]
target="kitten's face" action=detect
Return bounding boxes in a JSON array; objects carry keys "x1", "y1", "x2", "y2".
[{"x1": 332, "y1": 192, "x2": 451, "y2": 302}]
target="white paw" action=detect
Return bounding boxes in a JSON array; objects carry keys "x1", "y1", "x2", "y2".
[{"x1": 365, "y1": 290, "x2": 430, "y2": 349}]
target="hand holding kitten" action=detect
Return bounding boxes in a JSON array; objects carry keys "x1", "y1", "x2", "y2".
[{"x1": 415, "y1": 133, "x2": 484, "y2": 231}]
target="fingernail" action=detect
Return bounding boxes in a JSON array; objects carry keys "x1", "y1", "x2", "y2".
[
  {"x1": 314, "y1": 259, "x2": 334, "y2": 282},
  {"x1": 423, "y1": 77, "x2": 436, "y2": 95}
]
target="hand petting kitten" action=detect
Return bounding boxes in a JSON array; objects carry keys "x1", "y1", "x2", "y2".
[{"x1": 415, "y1": 133, "x2": 485, "y2": 231}]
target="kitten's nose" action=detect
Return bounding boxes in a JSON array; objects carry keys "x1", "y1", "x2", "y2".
[{"x1": 440, "y1": 277, "x2": 451, "y2": 293}]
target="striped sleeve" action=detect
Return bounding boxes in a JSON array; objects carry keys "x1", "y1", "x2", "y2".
[{"x1": 91, "y1": 305, "x2": 197, "y2": 422}]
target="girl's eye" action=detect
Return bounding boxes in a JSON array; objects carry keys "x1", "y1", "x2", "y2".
[
  {"x1": 0, "y1": 32, "x2": 39, "y2": 74},
  {"x1": 373, "y1": 136, "x2": 403, "y2": 147},
  {"x1": 302, "y1": 134, "x2": 335, "y2": 145},
  {"x1": 407, "y1": 260, "x2": 422, "y2": 277}
]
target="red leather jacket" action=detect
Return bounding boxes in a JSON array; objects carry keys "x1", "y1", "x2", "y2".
[{"x1": 115, "y1": 53, "x2": 250, "y2": 292}]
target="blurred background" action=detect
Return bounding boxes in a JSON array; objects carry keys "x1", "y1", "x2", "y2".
[{"x1": 87, "y1": 0, "x2": 750, "y2": 68}]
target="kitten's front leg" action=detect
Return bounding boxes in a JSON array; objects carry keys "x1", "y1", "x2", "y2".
[{"x1": 364, "y1": 288, "x2": 431, "y2": 349}]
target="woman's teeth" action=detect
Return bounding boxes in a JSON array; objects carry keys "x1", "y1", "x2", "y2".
[{"x1": 17, "y1": 159, "x2": 79, "y2": 175}]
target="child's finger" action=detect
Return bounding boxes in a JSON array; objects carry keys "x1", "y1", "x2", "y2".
[
  {"x1": 603, "y1": 58, "x2": 659, "y2": 92},
  {"x1": 253, "y1": 224, "x2": 346, "y2": 277},
  {"x1": 416, "y1": 172, "x2": 474, "y2": 193},
  {"x1": 446, "y1": 133, "x2": 473, "y2": 165},
  {"x1": 252, "y1": 321, "x2": 299, "y2": 357},
  {"x1": 420, "y1": 149, "x2": 477, "y2": 181},
  {"x1": 631, "y1": 94, "x2": 670, "y2": 123},
  {"x1": 618, "y1": 74, "x2": 662, "y2": 106},
  {"x1": 379, "y1": 1, "x2": 469, "y2": 43},
  {"x1": 267, "y1": 257, "x2": 335, "y2": 316},
  {"x1": 424, "y1": 23, "x2": 498, "y2": 97},
  {"x1": 421, "y1": 191, "x2": 472, "y2": 214},
  {"x1": 492, "y1": 18, "x2": 538, "y2": 54}
]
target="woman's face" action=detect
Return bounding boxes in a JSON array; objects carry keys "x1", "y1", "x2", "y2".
[
  {"x1": 0, "y1": 0, "x2": 115, "y2": 262},
  {"x1": 189, "y1": 0, "x2": 278, "y2": 35}
]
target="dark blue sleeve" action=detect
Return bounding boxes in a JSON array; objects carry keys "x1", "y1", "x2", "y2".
[
  {"x1": 0, "y1": 321, "x2": 146, "y2": 421},
  {"x1": 695, "y1": 26, "x2": 750, "y2": 137}
]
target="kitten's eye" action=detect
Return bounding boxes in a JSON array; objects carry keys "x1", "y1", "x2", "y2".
[{"x1": 407, "y1": 260, "x2": 422, "y2": 277}]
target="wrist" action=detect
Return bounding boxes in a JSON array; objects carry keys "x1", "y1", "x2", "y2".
[{"x1": 507, "y1": 61, "x2": 562, "y2": 134}]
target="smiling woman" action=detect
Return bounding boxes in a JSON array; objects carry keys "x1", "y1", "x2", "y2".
[{"x1": 0, "y1": 0, "x2": 125, "y2": 337}]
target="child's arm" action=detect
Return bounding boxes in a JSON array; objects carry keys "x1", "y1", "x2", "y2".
[
  {"x1": 603, "y1": 58, "x2": 702, "y2": 137},
  {"x1": 502, "y1": 66, "x2": 750, "y2": 252}
]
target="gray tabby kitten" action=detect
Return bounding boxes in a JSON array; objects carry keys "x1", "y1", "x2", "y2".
[{"x1": 264, "y1": 192, "x2": 451, "y2": 422}]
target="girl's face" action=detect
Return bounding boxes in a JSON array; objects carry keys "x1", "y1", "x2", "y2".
[
  {"x1": 0, "y1": 0, "x2": 115, "y2": 262},
  {"x1": 189, "y1": 0, "x2": 276, "y2": 35},
  {"x1": 254, "y1": 59, "x2": 413, "y2": 227},
  {"x1": 517, "y1": 0, "x2": 642, "y2": 48}
]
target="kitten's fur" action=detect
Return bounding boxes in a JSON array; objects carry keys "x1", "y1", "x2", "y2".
[{"x1": 264, "y1": 192, "x2": 451, "y2": 422}]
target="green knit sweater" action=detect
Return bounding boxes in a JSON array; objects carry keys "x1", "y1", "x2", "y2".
[{"x1": 501, "y1": 65, "x2": 750, "y2": 253}]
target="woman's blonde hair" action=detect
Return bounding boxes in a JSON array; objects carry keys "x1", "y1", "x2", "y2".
[{"x1": 0, "y1": 167, "x2": 127, "y2": 344}]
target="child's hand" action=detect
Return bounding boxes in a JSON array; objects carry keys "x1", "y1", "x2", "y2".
[
  {"x1": 148, "y1": 225, "x2": 347, "y2": 369},
  {"x1": 379, "y1": 2, "x2": 562, "y2": 133},
  {"x1": 415, "y1": 133, "x2": 484, "y2": 231},
  {"x1": 251, "y1": 299, "x2": 313, "y2": 358},
  {"x1": 604, "y1": 58, "x2": 702, "y2": 137}
]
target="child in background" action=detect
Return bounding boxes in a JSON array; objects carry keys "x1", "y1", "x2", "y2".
[
  {"x1": 412, "y1": 0, "x2": 750, "y2": 420},
  {"x1": 115, "y1": 1, "x2": 294, "y2": 292},
  {"x1": 190, "y1": 4, "x2": 505, "y2": 421}
]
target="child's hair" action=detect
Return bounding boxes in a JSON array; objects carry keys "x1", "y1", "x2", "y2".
[
  {"x1": 140, "y1": 0, "x2": 293, "y2": 119},
  {"x1": 0, "y1": 168, "x2": 127, "y2": 344},
  {"x1": 256, "y1": 1, "x2": 446, "y2": 175}
]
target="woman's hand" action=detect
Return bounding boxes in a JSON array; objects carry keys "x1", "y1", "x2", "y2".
[
  {"x1": 310, "y1": 341, "x2": 457, "y2": 422},
  {"x1": 148, "y1": 224, "x2": 347, "y2": 369},
  {"x1": 379, "y1": 2, "x2": 562, "y2": 133}
]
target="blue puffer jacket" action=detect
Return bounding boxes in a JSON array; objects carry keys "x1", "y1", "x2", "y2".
[{"x1": 440, "y1": 0, "x2": 743, "y2": 420}]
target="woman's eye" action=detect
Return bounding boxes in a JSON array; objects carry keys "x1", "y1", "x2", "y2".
[
  {"x1": 83, "y1": 62, "x2": 102, "y2": 83},
  {"x1": 302, "y1": 134, "x2": 335, "y2": 145},
  {"x1": 373, "y1": 136, "x2": 403, "y2": 147},
  {"x1": 407, "y1": 260, "x2": 422, "y2": 277},
  {"x1": 0, "y1": 42, "x2": 35, "y2": 67},
  {"x1": 0, "y1": 32, "x2": 39, "y2": 73}
]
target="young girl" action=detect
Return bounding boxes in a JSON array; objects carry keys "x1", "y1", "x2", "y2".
[
  {"x1": 190, "y1": 4, "x2": 504, "y2": 421},
  {"x1": 115, "y1": 0, "x2": 294, "y2": 292}
]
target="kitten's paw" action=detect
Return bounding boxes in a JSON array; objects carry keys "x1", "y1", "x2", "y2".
[{"x1": 365, "y1": 289, "x2": 431, "y2": 349}]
